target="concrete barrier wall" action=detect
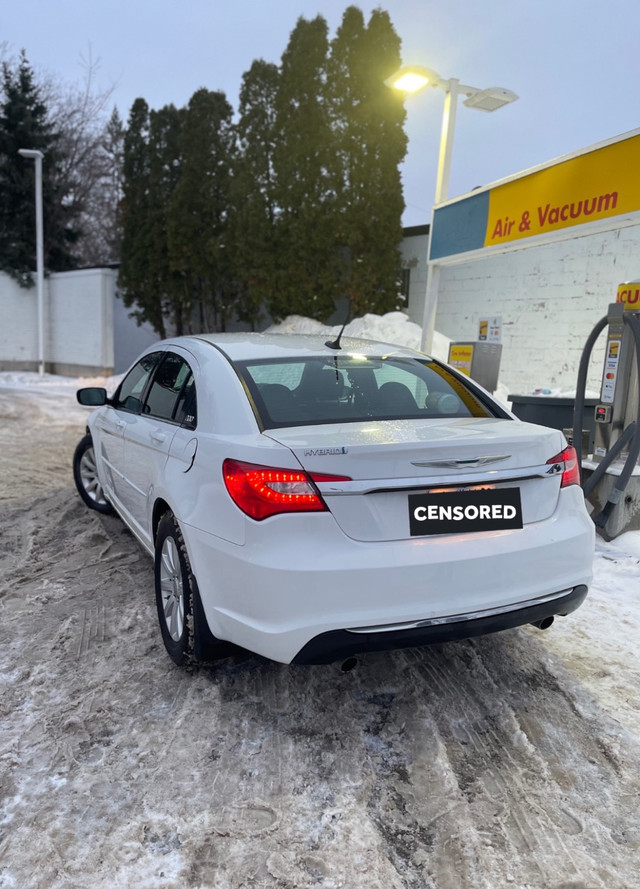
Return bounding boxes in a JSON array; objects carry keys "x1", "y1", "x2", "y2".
[
  {"x1": 0, "y1": 268, "x2": 161, "y2": 376},
  {"x1": 0, "y1": 268, "x2": 117, "y2": 375},
  {"x1": 113, "y1": 291, "x2": 159, "y2": 374},
  {"x1": 0, "y1": 271, "x2": 40, "y2": 370},
  {"x1": 49, "y1": 269, "x2": 116, "y2": 375}
]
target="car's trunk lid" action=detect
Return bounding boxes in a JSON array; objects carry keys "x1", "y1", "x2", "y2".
[{"x1": 264, "y1": 418, "x2": 567, "y2": 541}]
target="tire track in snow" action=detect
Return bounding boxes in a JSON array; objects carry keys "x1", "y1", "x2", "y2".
[
  {"x1": 421, "y1": 645, "x2": 583, "y2": 880},
  {"x1": 76, "y1": 602, "x2": 107, "y2": 658},
  {"x1": 385, "y1": 640, "x2": 629, "y2": 889},
  {"x1": 1, "y1": 403, "x2": 640, "y2": 889}
]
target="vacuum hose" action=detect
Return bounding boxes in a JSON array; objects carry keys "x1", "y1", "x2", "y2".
[{"x1": 573, "y1": 311, "x2": 640, "y2": 529}]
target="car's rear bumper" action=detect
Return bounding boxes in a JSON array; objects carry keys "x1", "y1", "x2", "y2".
[
  {"x1": 184, "y1": 485, "x2": 594, "y2": 665},
  {"x1": 291, "y1": 584, "x2": 588, "y2": 664}
]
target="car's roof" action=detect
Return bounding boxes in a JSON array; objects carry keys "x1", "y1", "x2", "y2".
[{"x1": 161, "y1": 332, "x2": 431, "y2": 363}]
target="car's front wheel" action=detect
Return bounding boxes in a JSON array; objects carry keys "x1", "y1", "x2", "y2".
[
  {"x1": 154, "y1": 512, "x2": 227, "y2": 666},
  {"x1": 73, "y1": 434, "x2": 113, "y2": 514}
]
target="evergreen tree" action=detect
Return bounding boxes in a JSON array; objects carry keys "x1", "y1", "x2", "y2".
[
  {"x1": 99, "y1": 106, "x2": 125, "y2": 263},
  {"x1": 145, "y1": 103, "x2": 187, "y2": 333},
  {"x1": 121, "y1": 94, "x2": 237, "y2": 337},
  {"x1": 0, "y1": 50, "x2": 77, "y2": 285},
  {"x1": 119, "y1": 98, "x2": 170, "y2": 337},
  {"x1": 118, "y1": 6, "x2": 410, "y2": 334},
  {"x1": 167, "y1": 88, "x2": 235, "y2": 333},
  {"x1": 228, "y1": 60, "x2": 280, "y2": 329},
  {"x1": 327, "y1": 7, "x2": 408, "y2": 316},
  {"x1": 270, "y1": 15, "x2": 338, "y2": 322}
]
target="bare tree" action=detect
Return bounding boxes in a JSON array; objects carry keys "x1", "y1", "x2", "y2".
[{"x1": 42, "y1": 49, "x2": 123, "y2": 266}]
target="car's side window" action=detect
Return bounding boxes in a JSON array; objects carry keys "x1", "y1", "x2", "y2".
[
  {"x1": 114, "y1": 353, "x2": 162, "y2": 414},
  {"x1": 144, "y1": 353, "x2": 197, "y2": 427},
  {"x1": 173, "y1": 373, "x2": 197, "y2": 429}
]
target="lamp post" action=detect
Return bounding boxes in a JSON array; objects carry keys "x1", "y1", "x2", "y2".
[
  {"x1": 386, "y1": 66, "x2": 518, "y2": 350},
  {"x1": 18, "y1": 148, "x2": 45, "y2": 377}
]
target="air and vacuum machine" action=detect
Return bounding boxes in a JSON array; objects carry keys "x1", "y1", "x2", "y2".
[{"x1": 574, "y1": 282, "x2": 640, "y2": 539}]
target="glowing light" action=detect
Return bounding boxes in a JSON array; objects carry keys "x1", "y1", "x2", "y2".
[{"x1": 390, "y1": 72, "x2": 431, "y2": 93}]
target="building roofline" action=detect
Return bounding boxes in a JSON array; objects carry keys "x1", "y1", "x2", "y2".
[{"x1": 402, "y1": 224, "x2": 430, "y2": 238}]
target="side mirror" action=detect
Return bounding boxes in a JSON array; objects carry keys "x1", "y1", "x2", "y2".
[{"x1": 77, "y1": 387, "x2": 108, "y2": 407}]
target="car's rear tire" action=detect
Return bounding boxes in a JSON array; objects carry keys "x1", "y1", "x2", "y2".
[
  {"x1": 154, "y1": 512, "x2": 228, "y2": 666},
  {"x1": 73, "y1": 434, "x2": 113, "y2": 514}
]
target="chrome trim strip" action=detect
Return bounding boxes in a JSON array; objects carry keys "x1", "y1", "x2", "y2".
[
  {"x1": 316, "y1": 462, "x2": 561, "y2": 495},
  {"x1": 411, "y1": 454, "x2": 511, "y2": 468},
  {"x1": 346, "y1": 589, "x2": 575, "y2": 634}
]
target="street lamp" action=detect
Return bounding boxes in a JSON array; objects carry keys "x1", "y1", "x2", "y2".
[
  {"x1": 386, "y1": 65, "x2": 518, "y2": 203},
  {"x1": 18, "y1": 148, "x2": 45, "y2": 377},
  {"x1": 386, "y1": 65, "x2": 517, "y2": 349}
]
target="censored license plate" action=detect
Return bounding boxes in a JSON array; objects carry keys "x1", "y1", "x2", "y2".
[{"x1": 409, "y1": 487, "x2": 523, "y2": 536}]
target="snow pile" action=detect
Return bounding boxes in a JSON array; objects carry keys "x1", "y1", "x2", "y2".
[
  {"x1": 266, "y1": 313, "x2": 513, "y2": 403},
  {"x1": 538, "y1": 530, "x2": 640, "y2": 736},
  {"x1": 267, "y1": 311, "x2": 451, "y2": 363},
  {"x1": 519, "y1": 386, "x2": 601, "y2": 399},
  {"x1": 0, "y1": 370, "x2": 123, "y2": 396},
  {"x1": 0, "y1": 371, "x2": 124, "y2": 423}
]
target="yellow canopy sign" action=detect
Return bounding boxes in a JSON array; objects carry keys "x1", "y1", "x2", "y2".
[
  {"x1": 429, "y1": 129, "x2": 640, "y2": 261},
  {"x1": 484, "y1": 133, "x2": 640, "y2": 248}
]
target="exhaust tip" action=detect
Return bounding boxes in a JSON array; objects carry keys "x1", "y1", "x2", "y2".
[
  {"x1": 340, "y1": 656, "x2": 358, "y2": 673},
  {"x1": 530, "y1": 616, "x2": 555, "y2": 630}
]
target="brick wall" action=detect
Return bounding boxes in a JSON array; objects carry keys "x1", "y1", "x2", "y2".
[{"x1": 433, "y1": 224, "x2": 640, "y2": 394}]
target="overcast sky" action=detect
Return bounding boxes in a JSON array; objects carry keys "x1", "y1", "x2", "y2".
[{"x1": 3, "y1": 0, "x2": 639, "y2": 226}]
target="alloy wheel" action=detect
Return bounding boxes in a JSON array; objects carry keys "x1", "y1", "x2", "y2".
[{"x1": 159, "y1": 536, "x2": 185, "y2": 641}]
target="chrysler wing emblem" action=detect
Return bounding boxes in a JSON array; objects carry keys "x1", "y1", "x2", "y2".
[{"x1": 411, "y1": 455, "x2": 511, "y2": 469}]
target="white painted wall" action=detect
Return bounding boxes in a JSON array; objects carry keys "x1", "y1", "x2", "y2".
[
  {"x1": 433, "y1": 225, "x2": 640, "y2": 395},
  {"x1": 0, "y1": 271, "x2": 39, "y2": 368},
  {"x1": 48, "y1": 268, "x2": 115, "y2": 373},
  {"x1": 400, "y1": 221, "x2": 640, "y2": 394},
  {"x1": 399, "y1": 227, "x2": 428, "y2": 324},
  {"x1": 0, "y1": 268, "x2": 158, "y2": 376},
  {"x1": 0, "y1": 268, "x2": 116, "y2": 374},
  {"x1": 113, "y1": 293, "x2": 159, "y2": 373}
]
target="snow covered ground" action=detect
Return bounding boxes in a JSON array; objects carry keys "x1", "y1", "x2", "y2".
[{"x1": 1, "y1": 313, "x2": 639, "y2": 889}]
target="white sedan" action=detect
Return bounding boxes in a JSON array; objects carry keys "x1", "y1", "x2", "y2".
[{"x1": 73, "y1": 333, "x2": 594, "y2": 667}]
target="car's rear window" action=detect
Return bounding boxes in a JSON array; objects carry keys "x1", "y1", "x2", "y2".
[{"x1": 236, "y1": 355, "x2": 498, "y2": 429}]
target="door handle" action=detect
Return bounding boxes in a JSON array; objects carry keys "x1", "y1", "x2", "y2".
[
  {"x1": 115, "y1": 419, "x2": 126, "y2": 429},
  {"x1": 150, "y1": 430, "x2": 167, "y2": 444}
]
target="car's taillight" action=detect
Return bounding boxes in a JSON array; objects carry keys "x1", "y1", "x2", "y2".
[
  {"x1": 546, "y1": 445, "x2": 580, "y2": 488},
  {"x1": 223, "y1": 459, "x2": 350, "y2": 520}
]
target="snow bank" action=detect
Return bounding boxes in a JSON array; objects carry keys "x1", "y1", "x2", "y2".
[
  {"x1": 516, "y1": 386, "x2": 601, "y2": 399},
  {"x1": 266, "y1": 311, "x2": 451, "y2": 363},
  {"x1": 0, "y1": 370, "x2": 123, "y2": 395}
]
